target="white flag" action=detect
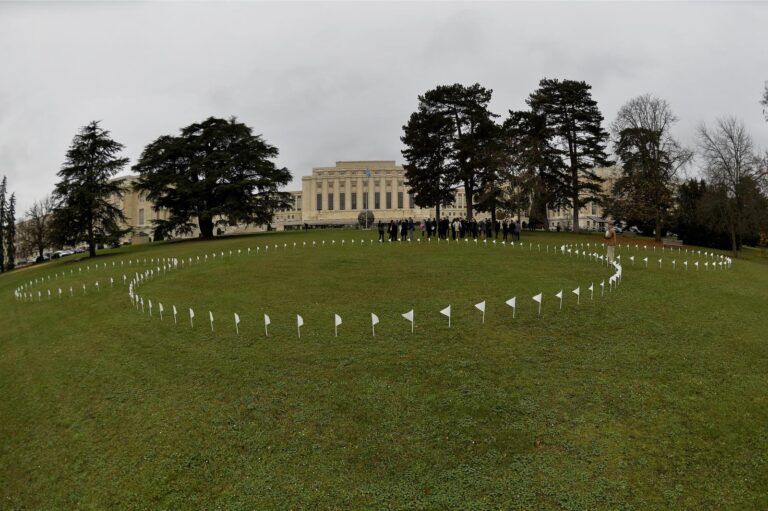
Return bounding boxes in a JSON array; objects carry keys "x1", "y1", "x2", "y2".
[
  {"x1": 532, "y1": 293, "x2": 543, "y2": 316},
  {"x1": 555, "y1": 290, "x2": 563, "y2": 310},
  {"x1": 334, "y1": 313, "x2": 342, "y2": 337},
  {"x1": 402, "y1": 309, "x2": 414, "y2": 332},
  {"x1": 209, "y1": 311, "x2": 214, "y2": 331},
  {"x1": 159, "y1": 303, "x2": 164, "y2": 320},
  {"x1": 297, "y1": 314, "x2": 304, "y2": 338},
  {"x1": 148, "y1": 299, "x2": 153, "y2": 317},
  {"x1": 475, "y1": 301, "x2": 486, "y2": 323},
  {"x1": 588, "y1": 283, "x2": 594, "y2": 300},
  {"x1": 371, "y1": 313, "x2": 379, "y2": 336},
  {"x1": 505, "y1": 297, "x2": 516, "y2": 319},
  {"x1": 189, "y1": 308, "x2": 195, "y2": 328},
  {"x1": 572, "y1": 287, "x2": 580, "y2": 305},
  {"x1": 173, "y1": 305, "x2": 178, "y2": 324},
  {"x1": 440, "y1": 305, "x2": 451, "y2": 327},
  {"x1": 234, "y1": 313, "x2": 241, "y2": 335},
  {"x1": 264, "y1": 313, "x2": 271, "y2": 336}
]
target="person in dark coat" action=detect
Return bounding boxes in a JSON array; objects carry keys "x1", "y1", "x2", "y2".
[
  {"x1": 400, "y1": 220, "x2": 408, "y2": 241},
  {"x1": 502, "y1": 220, "x2": 508, "y2": 241},
  {"x1": 378, "y1": 220, "x2": 385, "y2": 242}
]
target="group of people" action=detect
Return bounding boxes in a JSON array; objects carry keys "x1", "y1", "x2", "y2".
[{"x1": 377, "y1": 217, "x2": 521, "y2": 242}]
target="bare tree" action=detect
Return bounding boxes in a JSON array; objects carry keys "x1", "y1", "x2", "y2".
[
  {"x1": 24, "y1": 195, "x2": 55, "y2": 259},
  {"x1": 698, "y1": 117, "x2": 767, "y2": 256},
  {"x1": 610, "y1": 94, "x2": 692, "y2": 240}
]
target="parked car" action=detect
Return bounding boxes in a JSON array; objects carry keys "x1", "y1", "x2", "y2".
[{"x1": 629, "y1": 226, "x2": 643, "y2": 234}]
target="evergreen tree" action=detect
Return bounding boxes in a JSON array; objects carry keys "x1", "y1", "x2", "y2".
[
  {"x1": 52, "y1": 121, "x2": 128, "y2": 257},
  {"x1": 402, "y1": 83, "x2": 497, "y2": 220},
  {"x1": 133, "y1": 117, "x2": 292, "y2": 239},
  {"x1": 503, "y1": 111, "x2": 567, "y2": 228},
  {"x1": 527, "y1": 78, "x2": 612, "y2": 231},
  {"x1": 0, "y1": 176, "x2": 6, "y2": 272},
  {"x1": 401, "y1": 106, "x2": 457, "y2": 220},
  {"x1": 5, "y1": 194, "x2": 15, "y2": 270}
]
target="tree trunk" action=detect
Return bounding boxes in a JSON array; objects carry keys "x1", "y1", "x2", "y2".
[
  {"x1": 729, "y1": 221, "x2": 738, "y2": 258},
  {"x1": 87, "y1": 216, "x2": 96, "y2": 257},
  {"x1": 655, "y1": 215, "x2": 662, "y2": 243},
  {"x1": 465, "y1": 182, "x2": 474, "y2": 220},
  {"x1": 571, "y1": 169, "x2": 579, "y2": 232},
  {"x1": 199, "y1": 215, "x2": 215, "y2": 239},
  {"x1": 435, "y1": 204, "x2": 440, "y2": 222}
]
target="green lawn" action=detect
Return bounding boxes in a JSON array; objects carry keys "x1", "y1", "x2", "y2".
[{"x1": 1, "y1": 230, "x2": 767, "y2": 509}]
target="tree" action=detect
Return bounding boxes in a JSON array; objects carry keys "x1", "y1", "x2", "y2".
[
  {"x1": 52, "y1": 121, "x2": 128, "y2": 257},
  {"x1": 527, "y1": 78, "x2": 612, "y2": 232},
  {"x1": 24, "y1": 195, "x2": 55, "y2": 259},
  {"x1": 5, "y1": 194, "x2": 15, "y2": 270},
  {"x1": 401, "y1": 105, "x2": 457, "y2": 220},
  {"x1": 609, "y1": 94, "x2": 692, "y2": 241},
  {"x1": 503, "y1": 110, "x2": 567, "y2": 227},
  {"x1": 473, "y1": 120, "x2": 511, "y2": 231},
  {"x1": 402, "y1": 83, "x2": 497, "y2": 220},
  {"x1": 133, "y1": 117, "x2": 292, "y2": 239},
  {"x1": 698, "y1": 117, "x2": 768, "y2": 256},
  {"x1": 0, "y1": 176, "x2": 6, "y2": 272}
]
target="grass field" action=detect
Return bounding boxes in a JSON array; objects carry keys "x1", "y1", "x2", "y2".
[{"x1": 1, "y1": 230, "x2": 767, "y2": 509}]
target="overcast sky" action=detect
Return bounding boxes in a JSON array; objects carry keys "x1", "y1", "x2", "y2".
[{"x1": 1, "y1": 1, "x2": 767, "y2": 213}]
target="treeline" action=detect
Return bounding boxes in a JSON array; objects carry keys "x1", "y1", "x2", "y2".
[
  {"x1": 401, "y1": 79, "x2": 768, "y2": 255},
  {"x1": 20, "y1": 117, "x2": 292, "y2": 262}
]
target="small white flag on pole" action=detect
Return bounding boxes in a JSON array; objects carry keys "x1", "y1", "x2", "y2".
[
  {"x1": 148, "y1": 299, "x2": 153, "y2": 317},
  {"x1": 440, "y1": 305, "x2": 451, "y2": 327},
  {"x1": 173, "y1": 305, "x2": 178, "y2": 324},
  {"x1": 555, "y1": 290, "x2": 563, "y2": 310},
  {"x1": 334, "y1": 313, "x2": 342, "y2": 337},
  {"x1": 209, "y1": 311, "x2": 215, "y2": 332},
  {"x1": 159, "y1": 303, "x2": 164, "y2": 321},
  {"x1": 588, "y1": 283, "x2": 594, "y2": 300},
  {"x1": 264, "y1": 314, "x2": 271, "y2": 337},
  {"x1": 475, "y1": 301, "x2": 486, "y2": 323},
  {"x1": 505, "y1": 297, "x2": 516, "y2": 318},
  {"x1": 643, "y1": 256, "x2": 648, "y2": 268},
  {"x1": 532, "y1": 293, "x2": 543, "y2": 316},
  {"x1": 190, "y1": 308, "x2": 195, "y2": 328},
  {"x1": 297, "y1": 314, "x2": 304, "y2": 338},
  {"x1": 572, "y1": 287, "x2": 580, "y2": 305},
  {"x1": 402, "y1": 309, "x2": 414, "y2": 332},
  {"x1": 600, "y1": 280, "x2": 605, "y2": 296},
  {"x1": 371, "y1": 313, "x2": 379, "y2": 336},
  {"x1": 234, "y1": 313, "x2": 241, "y2": 335}
]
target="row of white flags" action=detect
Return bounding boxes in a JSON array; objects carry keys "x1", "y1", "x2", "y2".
[
  {"x1": 14, "y1": 233, "x2": 730, "y2": 299},
  {"x1": 136, "y1": 281, "x2": 620, "y2": 337}
]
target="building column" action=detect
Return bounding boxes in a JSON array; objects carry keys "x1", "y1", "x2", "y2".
[
  {"x1": 344, "y1": 176, "x2": 351, "y2": 211},
  {"x1": 321, "y1": 178, "x2": 328, "y2": 214},
  {"x1": 356, "y1": 175, "x2": 363, "y2": 210}
]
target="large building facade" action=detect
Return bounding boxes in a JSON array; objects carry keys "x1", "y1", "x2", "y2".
[
  {"x1": 298, "y1": 160, "x2": 482, "y2": 226},
  {"x1": 110, "y1": 160, "x2": 616, "y2": 242}
]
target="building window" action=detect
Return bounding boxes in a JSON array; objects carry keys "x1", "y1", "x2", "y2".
[
  {"x1": 296, "y1": 196, "x2": 302, "y2": 210},
  {"x1": 374, "y1": 192, "x2": 380, "y2": 209},
  {"x1": 591, "y1": 202, "x2": 598, "y2": 215},
  {"x1": 328, "y1": 193, "x2": 334, "y2": 211},
  {"x1": 138, "y1": 208, "x2": 145, "y2": 225},
  {"x1": 386, "y1": 192, "x2": 392, "y2": 209},
  {"x1": 408, "y1": 193, "x2": 415, "y2": 209},
  {"x1": 316, "y1": 193, "x2": 322, "y2": 211},
  {"x1": 397, "y1": 192, "x2": 403, "y2": 209},
  {"x1": 351, "y1": 192, "x2": 357, "y2": 210},
  {"x1": 363, "y1": 192, "x2": 369, "y2": 209},
  {"x1": 339, "y1": 192, "x2": 345, "y2": 210}
]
